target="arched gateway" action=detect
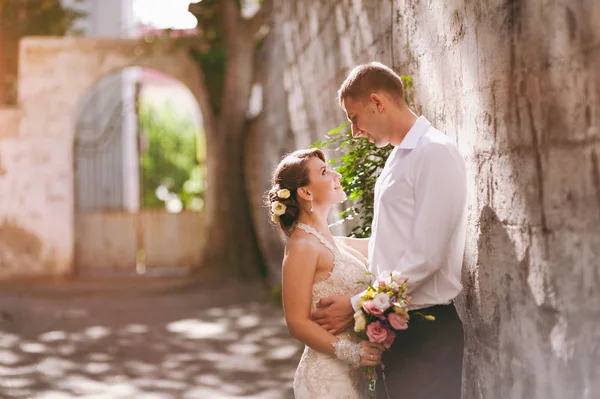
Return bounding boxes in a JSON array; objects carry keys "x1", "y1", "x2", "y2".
[{"x1": 1, "y1": 37, "x2": 208, "y2": 278}]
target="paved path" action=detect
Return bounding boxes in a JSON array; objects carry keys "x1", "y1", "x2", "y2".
[{"x1": 0, "y1": 279, "x2": 302, "y2": 399}]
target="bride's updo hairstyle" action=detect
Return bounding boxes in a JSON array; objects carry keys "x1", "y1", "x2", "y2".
[{"x1": 267, "y1": 148, "x2": 326, "y2": 237}]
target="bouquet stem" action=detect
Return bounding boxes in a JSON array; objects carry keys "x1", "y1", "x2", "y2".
[{"x1": 365, "y1": 366, "x2": 376, "y2": 398}]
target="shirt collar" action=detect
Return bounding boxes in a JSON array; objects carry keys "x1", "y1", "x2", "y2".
[{"x1": 397, "y1": 116, "x2": 431, "y2": 149}]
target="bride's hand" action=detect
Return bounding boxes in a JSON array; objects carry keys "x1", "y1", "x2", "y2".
[{"x1": 359, "y1": 341, "x2": 385, "y2": 367}]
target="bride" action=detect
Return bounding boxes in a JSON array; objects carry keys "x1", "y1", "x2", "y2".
[{"x1": 267, "y1": 148, "x2": 384, "y2": 398}]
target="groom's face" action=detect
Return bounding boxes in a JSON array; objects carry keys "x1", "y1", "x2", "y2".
[{"x1": 343, "y1": 95, "x2": 390, "y2": 148}]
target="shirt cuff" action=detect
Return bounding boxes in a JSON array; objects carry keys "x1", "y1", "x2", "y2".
[{"x1": 350, "y1": 292, "x2": 362, "y2": 313}]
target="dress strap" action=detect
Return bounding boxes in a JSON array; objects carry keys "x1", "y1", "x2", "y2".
[{"x1": 295, "y1": 222, "x2": 339, "y2": 257}]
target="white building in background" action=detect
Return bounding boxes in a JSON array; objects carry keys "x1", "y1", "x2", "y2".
[{"x1": 62, "y1": 0, "x2": 137, "y2": 38}]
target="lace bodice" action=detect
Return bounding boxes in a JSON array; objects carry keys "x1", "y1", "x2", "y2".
[
  {"x1": 293, "y1": 222, "x2": 369, "y2": 398},
  {"x1": 295, "y1": 222, "x2": 369, "y2": 310}
]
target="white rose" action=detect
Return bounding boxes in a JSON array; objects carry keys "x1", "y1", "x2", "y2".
[
  {"x1": 353, "y1": 311, "x2": 367, "y2": 332},
  {"x1": 373, "y1": 293, "x2": 390, "y2": 311},
  {"x1": 271, "y1": 201, "x2": 287, "y2": 216},
  {"x1": 391, "y1": 271, "x2": 402, "y2": 281},
  {"x1": 277, "y1": 189, "x2": 291, "y2": 199}
]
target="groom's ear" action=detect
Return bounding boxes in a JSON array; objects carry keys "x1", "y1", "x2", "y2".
[
  {"x1": 297, "y1": 187, "x2": 312, "y2": 201},
  {"x1": 369, "y1": 93, "x2": 384, "y2": 112}
]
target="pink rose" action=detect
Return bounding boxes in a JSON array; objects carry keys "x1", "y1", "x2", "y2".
[
  {"x1": 363, "y1": 300, "x2": 384, "y2": 317},
  {"x1": 388, "y1": 313, "x2": 408, "y2": 331},
  {"x1": 383, "y1": 330, "x2": 396, "y2": 349},
  {"x1": 366, "y1": 321, "x2": 389, "y2": 344}
]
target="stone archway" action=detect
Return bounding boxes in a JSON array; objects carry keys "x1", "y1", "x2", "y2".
[{"x1": 3, "y1": 37, "x2": 209, "y2": 278}]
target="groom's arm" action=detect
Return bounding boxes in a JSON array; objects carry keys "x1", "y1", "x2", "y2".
[
  {"x1": 336, "y1": 237, "x2": 370, "y2": 260},
  {"x1": 312, "y1": 291, "x2": 367, "y2": 334},
  {"x1": 392, "y1": 143, "x2": 467, "y2": 293},
  {"x1": 350, "y1": 292, "x2": 363, "y2": 312},
  {"x1": 338, "y1": 238, "x2": 369, "y2": 312},
  {"x1": 312, "y1": 296, "x2": 355, "y2": 334}
]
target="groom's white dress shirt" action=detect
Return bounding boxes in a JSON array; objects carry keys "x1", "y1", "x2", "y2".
[{"x1": 352, "y1": 116, "x2": 467, "y2": 311}]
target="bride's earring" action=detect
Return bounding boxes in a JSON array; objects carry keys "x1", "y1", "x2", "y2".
[{"x1": 310, "y1": 200, "x2": 313, "y2": 213}]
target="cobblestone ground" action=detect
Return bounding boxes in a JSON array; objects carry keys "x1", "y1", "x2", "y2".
[{"x1": 0, "y1": 279, "x2": 302, "y2": 399}]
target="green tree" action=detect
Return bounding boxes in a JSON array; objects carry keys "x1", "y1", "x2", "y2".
[
  {"x1": 313, "y1": 76, "x2": 416, "y2": 238},
  {"x1": 148, "y1": 0, "x2": 272, "y2": 279},
  {"x1": 0, "y1": 0, "x2": 85, "y2": 104},
  {"x1": 138, "y1": 103, "x2": 204, "y2": 211}
]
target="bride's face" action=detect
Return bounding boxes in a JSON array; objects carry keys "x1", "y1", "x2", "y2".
[{"x1": 303, "y1": 157, "x2": 346, "y2": 206}]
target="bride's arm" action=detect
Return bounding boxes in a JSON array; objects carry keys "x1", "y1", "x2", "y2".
[
  {"x1": 282, "y1": 237, "x2": 340, "y2": 356},
  {"x1": 283, "y1": 237, "x2": 384, "y2": 367},
  {"x1": 336, "y1": 237, "x2": 370, "y2": 260}
]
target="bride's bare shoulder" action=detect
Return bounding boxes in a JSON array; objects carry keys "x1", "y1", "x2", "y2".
[{"x1": 284, "y1": 230, "x2": 321, "y2": 258}]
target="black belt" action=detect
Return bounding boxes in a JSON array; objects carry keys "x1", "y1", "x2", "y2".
[{"x1": 408, "y1": 303, "x2": 454, "y2": 319}]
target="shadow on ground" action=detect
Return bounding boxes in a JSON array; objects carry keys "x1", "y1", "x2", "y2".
[{"x1": 0, "y1": 279, "x2": 302, "y2": 398}]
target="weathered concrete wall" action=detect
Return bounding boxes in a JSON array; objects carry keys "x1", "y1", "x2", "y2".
[
  {"x1": 0, "y1": 37, "x2": 205, "y2": 279},
  {"x1": 0, "y1": 102, "x2": 71, "y2": 277},
  {"x1": 0, "y1": 108, "x2": 19, "y2": 139},
  {"x1": 140, "y1": 211, "x2": 206, "y2": 269},
  {"x1": 247, "y1": 9, "x2": 298, "y2": 285},
  {"x1": 75, "y1": 211, "x2": 206, "y2": 272},
  {"x1": 262, "y1": 0, "x2": 600, "y2": 397}
]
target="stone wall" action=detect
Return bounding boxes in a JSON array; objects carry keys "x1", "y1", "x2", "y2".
[
  {"x1": 0, "y1": 104, "x2": 70, "y2": 278},
  {"x1": 0, "y1": 108, "x2": 19, "y2": 140},
  {"x1": 261, "y1": 0, "x2": 600, "y2": 397}
]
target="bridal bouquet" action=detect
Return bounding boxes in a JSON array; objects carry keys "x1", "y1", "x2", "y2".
[{"x1": 354, "y1": 270, "x2": 434, "y2": 398}]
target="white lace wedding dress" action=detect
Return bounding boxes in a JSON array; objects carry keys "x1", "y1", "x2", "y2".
[{"x1": 293, "y1": 222, "x2": 369, "y2": 399}]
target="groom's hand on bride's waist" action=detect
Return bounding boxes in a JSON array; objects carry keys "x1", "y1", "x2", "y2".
[{"x1": 311, "y1": 296, "x2": 354, "y2": 335}]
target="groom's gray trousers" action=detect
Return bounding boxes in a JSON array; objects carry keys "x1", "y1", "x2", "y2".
[{"x1": 376, "y1": 303, "x2": 464, "y2": 399}]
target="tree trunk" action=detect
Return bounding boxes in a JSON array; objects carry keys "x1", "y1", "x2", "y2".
[
  {"x1": 0, "y1": 4, "x2": 24, "y2": 106},
  {"x1": 195, "y1": 3, "x2": 268, "y2": 280},
  {"x1": 0, "y1": 13, "x2": 7, "y2": 105},
  {"x1": 201, "y1": 127, "x2": 266, "y2": 279}
]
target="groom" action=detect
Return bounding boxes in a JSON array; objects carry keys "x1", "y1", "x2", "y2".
[{"x1": 312, "y1": 62, "x2": 468, "y2": 399}]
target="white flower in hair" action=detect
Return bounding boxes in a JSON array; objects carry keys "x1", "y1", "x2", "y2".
[
  {"x1": 277, "y1": 188, "x2": 291, "y2": 199},
  {"x1": 271, "y1": 201, "x2": 287, "y2": 216},
  {"x1": 271, "y1": 214, "x2": 280, "y2": 223}
]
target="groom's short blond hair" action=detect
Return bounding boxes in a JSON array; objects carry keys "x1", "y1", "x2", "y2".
[{"x1": 337, "y1": 62, "x2": 405, "y2": 106}]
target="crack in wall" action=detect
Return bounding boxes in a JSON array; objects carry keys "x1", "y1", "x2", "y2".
[{"x1": 590, "y1": 149, "x2": 600, "y2": 211}]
